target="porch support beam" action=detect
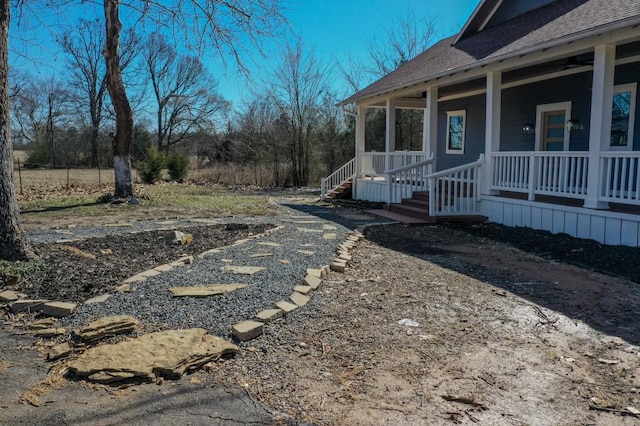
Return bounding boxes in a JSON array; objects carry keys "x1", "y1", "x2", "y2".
[
  {"x1": 385, "y1": 98, "x2": 396, "y2": 172},
  {"x1": 483, "y1": 71, "x2": 501, "y2": 196},
  {"x1": 354, "y1": 104, "x2": 366, "y2": 193},
  {"x1": 584, "y1": 44, "x2": 615, "y2": 209},
  {"x1": 423, "y1": 87, "x2": 438, "y2": 166}
]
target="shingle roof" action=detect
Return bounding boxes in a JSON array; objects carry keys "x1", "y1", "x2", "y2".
[{"x1": 339, "y1": 0, "x2": 640, "y2": 106}]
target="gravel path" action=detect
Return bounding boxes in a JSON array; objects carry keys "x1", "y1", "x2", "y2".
[{"x1": 27, "y1": 198, "x2": 390, "y2": 338}]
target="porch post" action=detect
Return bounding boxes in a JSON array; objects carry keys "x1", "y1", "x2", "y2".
[
  {"x1": 353, "y1": 104, "x2": 366, "y2": 196},
  {"x1": 423, "y1": 87, "x2": 438, "y2": 169},
  {"x1": 483, "y1": 71, "x2": 501, "y2": 196},
  {"x1": 584, "y1": 44, "x2": 615, "y2": 209},
  {"x1": 385, "y1": 98, "x2": 396, "y2": 172}
]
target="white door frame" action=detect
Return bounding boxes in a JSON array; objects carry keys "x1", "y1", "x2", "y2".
[{"x1": 536, "y1": 101, "x2": 572, "y2": 151}]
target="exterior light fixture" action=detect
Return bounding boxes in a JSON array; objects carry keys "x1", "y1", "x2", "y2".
[
  {"x1": 566, "y1": 119, "x2": 580, "y2": 132},
  {"x1": 522, "y1": 123, "x2": 535, "y2": 135}
]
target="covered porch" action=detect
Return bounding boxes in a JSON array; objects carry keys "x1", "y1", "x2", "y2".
[{"x1": 324, "y1": 25, "x2": 640, "y2": 244}]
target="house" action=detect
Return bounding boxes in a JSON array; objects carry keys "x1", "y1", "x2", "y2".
[{"x1": 324, "y1": 0, "x2": 640, "y2": 247}]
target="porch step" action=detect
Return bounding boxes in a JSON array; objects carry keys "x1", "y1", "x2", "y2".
[
  {"x1": 401, "y1": 198, "x2": 430, "y2": 209},
  {"x1": 325, "y1": 178, "x2": 353, "y2": 200},
  {"x1": 386, "y1": 203, "x2": 432, "y2": 220},
  {"x1": 364, "y1": 209, "x2": 436, "y2": 225}
]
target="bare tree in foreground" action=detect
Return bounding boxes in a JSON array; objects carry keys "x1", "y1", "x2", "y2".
[
  {"x1": 0, "y1": 1, "x2": 34, "y2": 260},
  {"x1": 104, "y1": 0, "x2": 286, "y2": 199}
]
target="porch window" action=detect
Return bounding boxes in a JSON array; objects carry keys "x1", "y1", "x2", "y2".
[
  {"x1": 610, "y1": 83, "x2": 637, "y2": 150},
  {"x1": 446, "y1": 110, "x2": 466, "y2": 154}
]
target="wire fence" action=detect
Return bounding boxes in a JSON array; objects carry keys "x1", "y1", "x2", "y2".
[{"x1": 12, "y1": 158, "x2": 122, "y2": 194}]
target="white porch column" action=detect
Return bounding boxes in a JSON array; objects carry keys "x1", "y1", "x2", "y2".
[
  {"x1": 385, "y1": 98, "x2": 396, "y2": 171},
  {"x1": 423, "y1": 87, "x2": 438, "y2": 168},
  {"x1": 483, "y1": 71, "x2": 501, "y2": 195},
  {"x1": 353, "y1": 104, "x2": 366, "y2": 196},
  {"x1": 584, "y1": 44, "x2": 615, "y2": 209}
]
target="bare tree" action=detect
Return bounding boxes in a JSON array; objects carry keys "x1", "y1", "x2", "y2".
[
  {"x1": 58, "y1": 18, "x2": 140, "y2": 167},
  {"x1": 11, "y1": 74, "x2": 70, "y2": 166},
  {"x1": 142, "y1": 32, "x2": 229, "y2": 151},
  {"x1": 0, "y1": 0, "x2": 34, "y2": 260},
  {"x1": 340, "y1": 10, "x2": 438, "y2": 92},
  {"x1": 104, "y1": 0, "x2": 286, "y2": 199},
  {"x1": 268, "y1": 42, "x2": 332, "y2": 186}
]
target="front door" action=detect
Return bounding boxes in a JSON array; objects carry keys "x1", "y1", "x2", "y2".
[
  {"x1": 536, "y1": 101, "x2": 571, "y2": 152},
  {"x1": 542, "y1": 110, "x2": 566, "y2": 151}
]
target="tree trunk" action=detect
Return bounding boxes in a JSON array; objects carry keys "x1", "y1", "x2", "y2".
[
  {"x1": 0, "y1": 1, "x2": 34, "y2": 261},
  {"x1": 104, "y1": 0, "x2": 135, "y2": 199}
]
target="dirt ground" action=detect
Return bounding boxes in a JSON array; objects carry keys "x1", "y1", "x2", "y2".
[
  {"x1": 206, "y1": 223, "x2": 640, "y2": 425},
  {"x1": 2, "y1": 203, "x2": 640, "y2": 425}
]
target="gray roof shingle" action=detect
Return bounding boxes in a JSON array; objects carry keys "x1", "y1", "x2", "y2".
[{"x1": 340, "y1": 0, "x2": 640, "y2": 105}]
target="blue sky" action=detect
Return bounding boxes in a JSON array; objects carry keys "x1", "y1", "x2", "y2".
[{"x1": 10, "y1": 0, "x2": 480, "y2": 110}]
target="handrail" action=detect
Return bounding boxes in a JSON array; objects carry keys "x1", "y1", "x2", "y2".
[
  {"x1": 426, "y1": 155, "x2": 484, "y2": 179},
  {"x1": 386, "y1": 154, "x2": 435, "y2": 203},
  {"x1": 321, "y1": 157, "x2": 356, "y2": 199},
  {"x1": 385, "y1": 155, "x2": 435, "y2": 174},
  {"x1": 428, "y1": 154, "x2": 484, "y2": 216}
]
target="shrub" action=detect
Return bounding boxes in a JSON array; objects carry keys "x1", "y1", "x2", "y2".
[
  {"x1": 136, "y1": 146, "x2": 165, "y2": 184},
  {"x1": 166, "y1": 152, "x2": 190, "y2": 181}
]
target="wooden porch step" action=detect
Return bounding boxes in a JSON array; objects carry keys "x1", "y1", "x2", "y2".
[
  {"x1": 386, "y1": 203, "x2": 432, "y2": 220},
  {"x1": 401, "y1": 198, "x2": 430, "y2": 209},
  {"x1": 364, "y1": 209, "x2": 436, "y2": 225}
]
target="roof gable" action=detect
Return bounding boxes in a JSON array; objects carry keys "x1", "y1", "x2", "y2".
[
  {"x1": 457, "y1": 0, "x2": 558, "y2": 43},
  {"x1": 340, "y1": 0, "x2": 640, "y2": 106}
]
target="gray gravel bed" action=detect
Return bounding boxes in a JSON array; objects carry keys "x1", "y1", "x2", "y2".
[{"x1": 58, "y1": 198, "x2": 390, "y2": 339}]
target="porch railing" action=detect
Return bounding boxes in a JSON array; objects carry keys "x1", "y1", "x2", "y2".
[
  {"x1": 428, "y1": 155, "x2": 484, "y2": 216},
  {"x1": 386, "y1": 154, "x2": 435, "y2": 202},
  {"x1": 386, "y1": 154, "x2": 483, "y2": 216},
  {"x1": 360, "y1": 151, "x2": 430, "y2": 177},
  {"x1": 320, "y1": 157, "x2": 355, "y2": 199},
  {"x1": 600, "y1": 152, "x2": 640, "y2": 205},
  {"x1": 491, "y1": 151, "x2": 589, "y2": 200}
]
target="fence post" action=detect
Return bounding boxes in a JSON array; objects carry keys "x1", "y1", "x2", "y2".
[{"x1": 66, "y1": 164, "x2": 70, "y2": 190}]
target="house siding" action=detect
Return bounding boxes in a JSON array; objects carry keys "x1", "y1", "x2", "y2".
[
  {"x1": 500, "y1": 72, "x2": 593, "y2": 151},
  {"x1": 486, "y1": 0, "x2": 555, "y2": 29},
  {"x1": 438, "y1": 94, "x2": 486, "y2": 170}
]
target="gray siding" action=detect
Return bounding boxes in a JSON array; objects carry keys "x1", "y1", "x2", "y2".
[
  {"x1": 438, "y1": 94, "x2": 486, "y2": 170},
  {"x1": 501, "y1": 72, "x2": 593, "y2": 151},
  {"x1": 486, "y1": 0, "x2": 555, "y2": 28},
  {"x1": 435, "y1": 59, "x2": 640, "y2": 172}
]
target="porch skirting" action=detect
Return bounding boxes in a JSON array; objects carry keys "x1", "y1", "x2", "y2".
[
  {"x1": 354, "y1": 179, "x2": 403, "y2": 204},
  {"x1": 481, "y1": 196, "x2": 640, "y2": 247}
]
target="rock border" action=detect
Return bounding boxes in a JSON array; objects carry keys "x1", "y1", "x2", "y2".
[{"x1": 231, "y1": 230, "x2": 364, "y2": 342}]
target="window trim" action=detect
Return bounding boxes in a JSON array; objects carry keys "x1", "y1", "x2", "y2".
[
  {"x1": 610, "y1": 82, "x2": 637, "y2": 151},
  {"x1": 446, "y1": 110, "x2": 466, "y2": 155}
]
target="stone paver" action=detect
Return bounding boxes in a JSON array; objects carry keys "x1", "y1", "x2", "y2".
[
  {"x1": 275, "y1": 300, "x2": 298, "y2": 314},
  {"x1": 42, "y1": 302, "x2": 77, "y2": 317},
  {"x1": 232, "y1": 321, "x2": 264, "y2": 341},
  {"x1": 255, "y1": 309, "x2": 283, "y2": 323},
  {"x1": 290, "y1": 292, "x2": 310, "y2": 307},
  {"x1": 293, "y1": 285, "x2": 312, "y2": 295}
]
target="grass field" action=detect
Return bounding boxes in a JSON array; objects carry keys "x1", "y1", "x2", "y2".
[{"x1": 14, "y1": 168, "x2": 280, "y2": 226}]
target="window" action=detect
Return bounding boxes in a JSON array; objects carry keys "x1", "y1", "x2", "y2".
[
  {"x1": 610, "y1": 83, "x2": 637, "y2": 150},
  {"x1": 446, "y1": 110, "x2": 466, "y2": 154}
]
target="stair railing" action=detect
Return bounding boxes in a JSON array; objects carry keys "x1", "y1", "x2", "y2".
[
  {"x1": 386, "y1": 153, "x2": 436, "y2": 203},
  {"x1": 321, "y1": 157, "x2": 356, "y2": 199},
  {"x1": 428, "y1": 154, "x2": 484, "y2": 216}
]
